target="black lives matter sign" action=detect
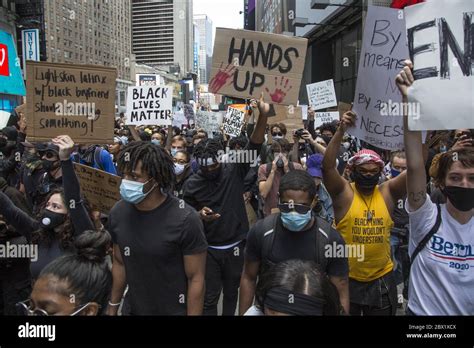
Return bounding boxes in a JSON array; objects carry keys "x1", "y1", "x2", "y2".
[{"x1": 125, "y1": 85, "x2": 173, "y2": 126}]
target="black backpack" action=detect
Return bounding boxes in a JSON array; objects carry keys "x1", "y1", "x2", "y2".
[{"x1": 259, "y1": 213, "x2": 332, "y2": 274}]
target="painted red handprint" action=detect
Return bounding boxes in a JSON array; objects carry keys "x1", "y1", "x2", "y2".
[
  {"x1": 265, "y1": 76, "x2": 292, "y2": 104},
  {"x1": 209, "y1": 62, "x2": 235, "y2": 93}
]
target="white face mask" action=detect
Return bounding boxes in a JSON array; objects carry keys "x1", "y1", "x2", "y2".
[{"x1": 174, "y1": 163, "x2": 185, "y2": 175}]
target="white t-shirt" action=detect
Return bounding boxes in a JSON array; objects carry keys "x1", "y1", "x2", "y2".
[{"x1": 406, "y1": 195, "x2": 474, "y2": 315}]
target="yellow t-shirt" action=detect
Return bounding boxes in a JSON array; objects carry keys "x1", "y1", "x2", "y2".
[{"x1": 336, "y1": 183, "x2": 393, "y2": 282}]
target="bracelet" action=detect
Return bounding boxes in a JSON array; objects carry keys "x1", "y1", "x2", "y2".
[{"x1": 108, "y1": 301, "x2": 121, "y2": 307}]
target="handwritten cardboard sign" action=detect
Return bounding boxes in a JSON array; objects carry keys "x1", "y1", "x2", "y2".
[
  {"x1": 26, "y1": 61, "x2": 116, "y2": 143},
  {"x1": 306, "y1": 79, "x2": 337, "y2": 110},
  {"x1": 223, "y1": 107, "x2": 245, "y2": 137},
  {"x1": 268, "y1": 105, "x2": 304, "y2": 143},
  {"x1": 406, "y1": 0, "x2": 474, "y2": 130},
  {"x1": 351, "y1": 6, "x2": 408, "y2": 150},
  {"x1": 209, "y1": 28, "x2": 307, "y2": 105},
  {"x1": 314, "y1": 112, "x2": 340, "y2": 128},
  {"x1": 73, "y1": 163, "x2": 121, "y2": 214},
  {"x1": 125, "y1": 85, "x2": 173, "y2": 126}
]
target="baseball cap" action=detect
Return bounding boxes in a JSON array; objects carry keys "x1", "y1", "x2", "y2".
[{"x1": 306, "y1": 154, "x2": 323, "y2": 178}]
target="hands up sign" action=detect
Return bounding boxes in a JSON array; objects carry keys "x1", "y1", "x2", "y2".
[{"x1": 209, "y1": 28, "x2": 307, "y2": 106}]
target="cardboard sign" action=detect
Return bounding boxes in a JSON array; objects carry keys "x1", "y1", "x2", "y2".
[
  {"x1": 209, "y1": 28, "x2": 307, "y2": 105},
  {"x1": 73, "y1": 163, "x2": 122, "y2": 213},
  {"x1": 15, "y1": 104, "x2": 25, "y2": 116},
  {"x1": 314, "y1": 112, "x2": 340, "y2": 128},
  {"x1": 223, "y1": 107, "x2": 245, "y2": 137},
  {"x1": 269, "y1": 105, "x2": 304, "y2": 143},
  {"x1": 125, "y1": 85, "x2": 173, "y2": 126},
  {"x1": 406, "y1": 0, "x2": 474, "y2": 130},
  {"x1": 306, "y1": 79, "x2": 337, "y2": 110},
  {"x1": 351, "y1": 6, "x2": 408, "y2": 150},
  {"x1": 26, "y1": 61, "x2": 116, "y2": 143},
  {"x1": 338, "y1": 102, "x2": 352, "y2": 119}
]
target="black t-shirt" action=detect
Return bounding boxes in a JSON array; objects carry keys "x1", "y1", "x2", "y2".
[
  {"x1": 183, "y1": 141, "x2": 262, "y2": 246},
  {"x1": 108, "y1": 194, "x2": 208, "y2": 315},
  {"x1": 245, "y1": 214, "x2": 348, "y2": 278}
]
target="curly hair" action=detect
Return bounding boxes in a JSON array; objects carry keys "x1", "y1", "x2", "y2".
[{"x1": 31, "y1": 189, "x2": 74, "y2": 250}]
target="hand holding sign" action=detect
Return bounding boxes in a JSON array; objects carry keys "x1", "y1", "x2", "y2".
[
  {"x1": 209, "y1": 62, "x2": 235, "y2": 94},
  {"x1": 52, "y1": 135, "x2": 75, "y2": 161},
  {"x1": 395, "y1": 60, "x2": 414, "y2": 98},
  {"x1": 339, "y1": 111, "x2": 357, "y2": 133}
]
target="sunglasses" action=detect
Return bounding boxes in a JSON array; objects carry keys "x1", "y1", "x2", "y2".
[
  {"x1": 41, "y1": 151, "x2": 57, "y2": 159},
  {"x1": 277, "y1": 201, "x2": 312, "y2": 214},
  {"x1": 272, "y1": 132, "x2": 283, "y2": 137},
  {"x1": 16, "y1": 299, "x2": 96, "y2": 316}
]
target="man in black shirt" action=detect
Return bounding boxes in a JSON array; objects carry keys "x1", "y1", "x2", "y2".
[
  {"x1": 183, "y1": 95, "x2": 270, "y2": 315},
  {"x1": 106, "y1": 142, "x2": 207, "y2": 315},
  {"x1": 239, "y1": 170, "x2": 350, "y2": 315}
]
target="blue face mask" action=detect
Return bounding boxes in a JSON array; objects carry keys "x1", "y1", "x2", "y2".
[
  {"x1": 151, "y1": 139, "x2": 161, "y2": 146},
  {"x1": 390, "y1": 168, "x2": 401, "y2": 178},
  {"x1": 120, "y1": 178, "x2": 156, "y2": 204},
  {"x1": 171, "y1": 149, "x2": 178, "y2": 157},
  {"x1": 280, "y1": 210, "x2": 312, "y2": 232}
]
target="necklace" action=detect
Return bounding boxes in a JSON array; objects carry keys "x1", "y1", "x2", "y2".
[{"x1": 359, "y1": 192, "x2": 374, "y2": 221}]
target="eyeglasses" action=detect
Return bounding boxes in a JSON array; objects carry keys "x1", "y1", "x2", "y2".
[
  {"x1": 272, "y1": 132, "x2": 283, "y2": 137},
  {"x1": 16, "y1": 299, "x2": 97, "y2": 316},
  {"x1": 277, "y1": 201, "x2": 312, "y2": 214}
]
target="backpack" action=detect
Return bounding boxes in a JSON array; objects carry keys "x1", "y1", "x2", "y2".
[
  {"x1": 259, "y1": 213, "x2": 332, "y2": 273},
  {"x1": 409, "y1": 204, "x2": 441, "y2": 266},
  {"x1": 93, "y1": 146, "x2": 105, "y2": 171}
]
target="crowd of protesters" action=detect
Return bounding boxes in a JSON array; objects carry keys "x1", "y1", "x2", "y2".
[{"x1": 0, "y1": 61, "x2": 472, "y2": 316}]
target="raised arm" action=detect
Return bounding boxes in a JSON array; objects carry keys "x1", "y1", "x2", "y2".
[
  {"x1": 396, "y1": 60, "x2": 426, "y2": 211},
  {"x1": 0, "y1": 191, "x2": 37, "y2": 240},
  {"x1": 52, "y1": 135, "x2": 95, "y2": 235},
  {"x1": 322, "y1": 112, "x2": 353, "y2": 210}
]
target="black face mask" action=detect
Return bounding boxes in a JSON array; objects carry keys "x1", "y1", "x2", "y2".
[
  {"x1": 0, "y1": 139, "x2": 15, "y2": 154},
  {"x1": 276, "y1": 158, "x2": 284, "y2": 168},
  {"x1": 442, "y1": 186, "x2": 474, "y2": 212},
  {"x1": 351, "y1": 171, "x2": 380, "y2": 190},
  {"x1": 201, "y1": 165, "x2": 222, "y2": 181},
  {"x1": 321, "y1": 135, "x2": 332, "y2": 145},
  {"x1": 42, "y1": 159, "x2": 59, "y2": 172},
  {"x1": 40, "y1": 209, "x2": 66, "y2": 230}
]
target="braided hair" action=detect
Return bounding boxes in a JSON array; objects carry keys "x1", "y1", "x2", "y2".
[
  {"x1": 192, "y1": 138, "x2": 223, "y2": 165},
  {"x1": 117, "y1": 141, "x2": 175, "y2": 191}
]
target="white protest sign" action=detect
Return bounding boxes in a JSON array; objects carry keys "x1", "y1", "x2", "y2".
[
  {"x1": 351, "y1": 6, "x2": 408, "y2": 150},
  {"x1": 172, "y1": 109, "x2": 187, "y2": 128},
  {"x1": 223, "y1": 107, "x2": 245, "y2": 137},
  {"x1": 301, "y1": 104, "x2": 308, "y2": 120},
  {"x1": 195, "y1": 110, "x2": 223, "y2": 138},
  {"x1": 125, "y1": 85, "x2": 173, "y2": 126},
  {"x1": 314, "y1": 112, "x2": 340, "y2": 128},
  {"x1": 406, "y1": 0, "x2": 474, "y2": 130},
  {"x1": 306, "y1": 79, "x2": 337, "y2": 111}
]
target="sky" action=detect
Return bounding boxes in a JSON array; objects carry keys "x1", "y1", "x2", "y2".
[{"x1": 193, "y1": 0, "x2": 244, "y2": 42}]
